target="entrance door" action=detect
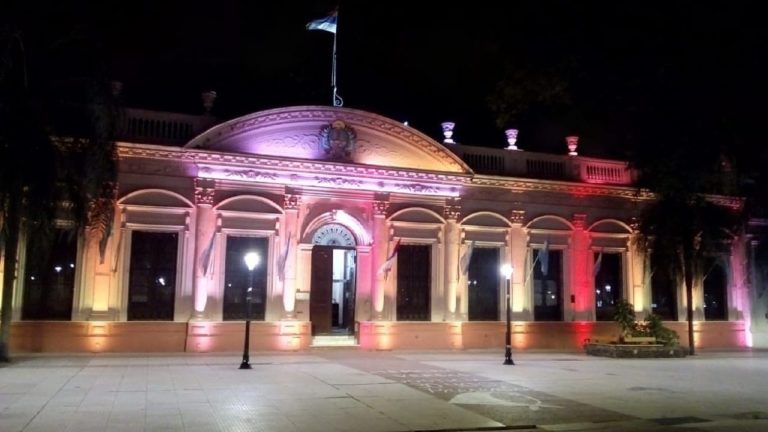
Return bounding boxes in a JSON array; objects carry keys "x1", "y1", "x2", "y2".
[
  {"x1": 310, "y1": 245, "x2": 357, "y2": 335},
  {"x1": 310, "y1": 246, "x2": 334, "y2": 335}
]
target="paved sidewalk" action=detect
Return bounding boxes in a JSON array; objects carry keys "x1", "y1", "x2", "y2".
[{"x1": 0, "y1": 350, "x2": 767, "y2": 431}]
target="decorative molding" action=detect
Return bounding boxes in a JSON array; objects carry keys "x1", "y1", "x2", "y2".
[
  {"x1": 443, "y1": 199, "x2": 461, "y2": 220},
  {"x1": 193, "y1": 178, "x2": 215, "y2": 206},
  {"x1": 315, "y1": 176, "x2": 363, "y2": 188},
  {"x1": 510, "y1": 210, "x2": 525, "y2": 225},
  {"x1": 629, "y1": 216, "x2": 640, "y2": 231},
  {"x1": 471, "y1": 176, "x2": 654, "y2": 200},
  {"x1": 319, "y1": 120, "x2": 356, "y2": 162},
  {"x1": 706, "y1": 195, "x2": 745, "y2": 211},
  {"x1": 283, "y1": 194, "x2": 301, "y2": 211},
  {"x1": 373, "y1": 200, "x2": 390, "y2": 217},
  {"x1": 572, "y1": 213, "x2": 587, "y2": 230},
  {"x1": 394, "y1": 183, "x2": 438, "y2": 194},
  {"x1": 118, "y1": 145, "x2": 470, "y2": 184}
]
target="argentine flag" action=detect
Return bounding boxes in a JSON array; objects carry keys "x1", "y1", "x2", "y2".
[{"x1": 307, "y1": 12, "x2": 337, "y2": 34}]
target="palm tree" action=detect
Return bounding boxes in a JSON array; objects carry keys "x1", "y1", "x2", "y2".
[
  {"x1": 0, "y1": 26, "x2": 117, "y2": 362},
  {"x1": 635, "y1": 195, "x2": 738, "y2": 355}
]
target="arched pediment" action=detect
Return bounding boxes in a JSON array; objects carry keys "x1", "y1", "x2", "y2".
[
  {"x1": 118, "y1": 189, "x2": 194, "y2": 208},
  {"x1": 214, "y1": 195, "x2": 283, "y2": 214},
  {"x1": 588, "y1": 219, "x2": 633, "y2": 234},
  {"x1": 302, "y1": 211, "x2": 371, "y2": 246},
  {"x1": 460, "y1": 211, "x2": 513, "y2": 228},
  {"x1": 389, "y1": 208, "x2": 446, "y2": 224},
  {"x1": 526, "y1": 215, "x2": 574, "y2": 231},
  {"x1": 185, "y1": 106, "x2": 472, "y2": 174}
]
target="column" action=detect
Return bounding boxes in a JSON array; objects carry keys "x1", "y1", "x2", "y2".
[
  {"x1": 282, "y1": 193, "x2": 301, "y2": 318},
  {"x1": 571, "y1": 213, "x2": 592, "y2": 321},
  {"x1": 628, "y1": 218, "x2": 650, "y2": 317},
  {"x1": 443, "y1": 200, "x2": 461, "y2": 321},
  {"x1": 509, "y1": 210, "x2": 528, "y2": 320},
  {"x1": 191, "y1": 178, "x2": 215, "y2": 320},
  {"x1": 371, "y1": 197, "x2": 389, "y2": 320},
  {"x1": 88, "y1": 206, "x2": 123, "y2": 321}
]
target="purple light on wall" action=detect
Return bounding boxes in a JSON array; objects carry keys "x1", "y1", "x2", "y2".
[{"x1": 197, "y1": 164, "x2": 460, "y2": 197}]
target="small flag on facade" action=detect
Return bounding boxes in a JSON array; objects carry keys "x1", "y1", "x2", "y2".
[
  {"x1": 459, "y1": 240, "x2": 475, "y2": 277},
  {"x1": 200, "y1": 232, "x2": 216, "y2": 277},
  {"x1": 539, "y1": 239, "x2": 550, "y2": 276},
  {"x1": 378, "y1": 238, "x2": 402, "y2": 280},
  {"x1": 278, "y1": 232, "x2": 292, "y2": 282},
  {"x1": 593, "y1": 250, "x2": 603, "y2": 279}
]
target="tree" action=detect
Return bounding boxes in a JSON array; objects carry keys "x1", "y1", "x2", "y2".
[
  {"x1": 0, "y1": 22, "x2": 117, "y2": 361},
  {"x1": 634, "y1": 195, "x2": 738, "y2": 356},
  {"x1": 0, "y1": 32, "x2": 58, "y2": 360}
]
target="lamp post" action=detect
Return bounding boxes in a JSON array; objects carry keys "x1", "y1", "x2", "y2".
[
  {"x1": 500, "y1": 264, "x2": 514, "y2": 365},
  {"x1": 240, "y1": 251, "x2": 260, "y2": 370}
]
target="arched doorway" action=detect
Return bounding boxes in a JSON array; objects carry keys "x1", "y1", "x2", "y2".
[{"x1": 310, "y1": 223, "x2": 357, "y2": 335}]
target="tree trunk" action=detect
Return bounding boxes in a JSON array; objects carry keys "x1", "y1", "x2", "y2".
[
  {"x1": 683, "y1": 250, "x2": 695, "y2": 356},
  {"x1": 0, "y1": 198, "x2": 20, "y2": 362}
]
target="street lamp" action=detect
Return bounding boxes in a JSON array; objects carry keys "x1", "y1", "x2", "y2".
[
  {"x1": 500, "y1": 264, "x2": 514, "y2": 365},
  {"x1": 240, "y1": 251, "x2": 260, "y2": 370}
]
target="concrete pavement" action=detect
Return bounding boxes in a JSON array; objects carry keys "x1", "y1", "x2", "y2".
[{"x1": 1, "y1": 349, "x2": 766, "y2": 431}]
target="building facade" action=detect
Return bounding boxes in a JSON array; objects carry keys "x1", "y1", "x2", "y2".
[{"x1": 3, "y1": 105, "x2": 756, "y2": 352}]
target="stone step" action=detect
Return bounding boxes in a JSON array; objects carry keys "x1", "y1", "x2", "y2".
[{"x1": 311, "y1": 335, "x2": 358, "y2": 347}]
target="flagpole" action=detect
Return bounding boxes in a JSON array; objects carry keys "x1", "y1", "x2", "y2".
[{"x1": 332, "y1": 18, "x2": 343, "y2": 107}]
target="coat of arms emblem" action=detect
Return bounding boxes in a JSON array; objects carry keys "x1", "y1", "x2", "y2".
[{"x1": 319, "y1": 120, "x2": 356, "y2": 161}]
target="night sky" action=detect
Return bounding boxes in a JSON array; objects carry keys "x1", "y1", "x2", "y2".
[{"x1": 4, "y1": 1, "x2": 766, "y2": 159}]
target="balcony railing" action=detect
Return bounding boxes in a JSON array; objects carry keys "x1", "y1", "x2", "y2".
[
  {"x1": 449, "y1": 144, "x2": 635, "y2": 185},
  {"x1": 117, "y1": 108, "x2": 217, "y2": 146}
]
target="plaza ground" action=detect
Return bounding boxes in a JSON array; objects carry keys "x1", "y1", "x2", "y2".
[{"x1": 1, "y1": 349, "x2": 767, "y2": 431}]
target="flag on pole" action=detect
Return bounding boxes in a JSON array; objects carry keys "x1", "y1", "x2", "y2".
[
  {"x1": 306, "y1": 10, "x2": 337, "y2": 33},
  {"x1": 378, "y1": 238, "x2": 401, "y2": 280},
  {"x1": 277, "y1": 232, "x2": 292, "y2": 282},
  {"x1": 459, "y1": 240, "x2": 475, "y2": 278},
  {"x1": 593, "y1": 250, "x2": 603, "y2": 279},
  {"x1": 200, "y1": 232, "x2": 216, "y2": 277},
  {"x1": 539, "y1": 239, "x2": 550, "y2": 276}
]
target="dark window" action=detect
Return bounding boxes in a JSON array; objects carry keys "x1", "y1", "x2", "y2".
[
  {"x1": 468, "y1": 247, "x2": 500, "y2": 321},
  {"x1": 128, "y1": 231, "x2": 178, "y2": 321},
  {"x1": 703, "y1": 257, "x2": 728, "y2": 321},
  {"x1": 223, "y1": 236, "x2": 268, "y2": 320},
  {"x1": 22, "y1": 228, "x2": 77, "y2": 320},
  {"x1": 533, "y1": 249, "x2": 563, "y2": 321},
  {"x1": 396, "y1": 244, "x2": 431, "y2": 321},
  {"x1": 595, "y1": 252, "x2": 623, "y2": 321},
  {"x1": 651, "y1": 252, "x2": 678, "y2": 320}
]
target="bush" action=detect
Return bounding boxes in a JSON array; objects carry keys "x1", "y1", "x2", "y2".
[
  {"x1": 612, "y1": 300, "x2": 636, "y2": 338},
  {"x1": 612, "y1": 300, "x2": 679, "y2": 346}
]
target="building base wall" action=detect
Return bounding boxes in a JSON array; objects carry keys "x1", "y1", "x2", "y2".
[
  {"x1": 9, "y1": 320, "x2": 746, "y2": 353},
  {"x1": 11, "y1": 321, "x2": 311, "y2": 353}
]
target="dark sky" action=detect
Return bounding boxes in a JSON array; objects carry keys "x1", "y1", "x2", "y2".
[{"x1": 4, "y1": 1, "x2": 766, "y2": 159}]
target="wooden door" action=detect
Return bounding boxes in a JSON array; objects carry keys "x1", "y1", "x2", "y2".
[{"x1": 310, "y1": 246, "x2": 333, "y2": 334}]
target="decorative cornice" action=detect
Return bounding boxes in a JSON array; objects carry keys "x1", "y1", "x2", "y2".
[
  {"x1": 470, "y1": 175, "x2": 654, "y2": 200},
  {"x1": 118, "y1": 144, "x2": 470, "y2": 184},
  {"x1": 706, "y1": 195, "x2": 745, "y2": 211},
  {"x1": 510, "y1": 210, "x2": 525, "y2": 225},
  {"x1": 117, "y1": 144, "x2": 746, "y2": 208},
  {"x1": 315, "y1": 176, "x2": 363, "y2": 188}
]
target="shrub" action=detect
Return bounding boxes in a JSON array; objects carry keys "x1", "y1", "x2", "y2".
[{"x1": 612, "y1": 300, "x2": 679, "y2": 346}]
